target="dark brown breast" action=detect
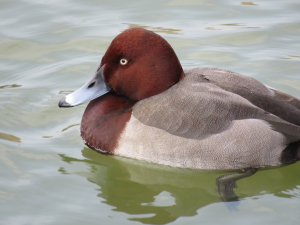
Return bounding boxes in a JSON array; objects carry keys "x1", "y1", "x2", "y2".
[{"x1": 80, "y1": 93, "x2": 136, "y2": 153}]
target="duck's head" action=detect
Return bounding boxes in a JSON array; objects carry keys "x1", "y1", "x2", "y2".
[{"x1": 59, "y1": 28, "x2": 185, "y2": 107}]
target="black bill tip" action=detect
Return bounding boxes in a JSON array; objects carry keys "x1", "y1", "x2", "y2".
[{"x1": 58, "y1": 97, "x2": 72, "y2": 108}]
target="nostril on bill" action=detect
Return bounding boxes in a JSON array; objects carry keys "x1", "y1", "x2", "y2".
[{"x1": 88, "y1": 82, "x2": 95, "y2": 89}]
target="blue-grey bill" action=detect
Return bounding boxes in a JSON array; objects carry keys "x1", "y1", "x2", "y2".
[{"x1": 58, "y1": 65, "x2": 111, "y2": 108}]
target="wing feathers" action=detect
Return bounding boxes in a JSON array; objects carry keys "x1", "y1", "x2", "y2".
[{"x1": 133, "y1": 67, "x2": 300, "y2": 141}]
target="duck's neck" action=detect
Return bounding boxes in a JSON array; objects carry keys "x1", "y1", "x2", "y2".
[{"x1": 81, "y1": 93, "x2": 136, "y2": 154}]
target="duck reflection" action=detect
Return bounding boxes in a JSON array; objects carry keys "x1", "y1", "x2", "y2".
[{"x1": 59, "y1": 148, "x2": 300, "y2": 224}]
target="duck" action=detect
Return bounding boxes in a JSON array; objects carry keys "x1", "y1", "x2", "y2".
[{"x1": 59, "y1": 28, "x2": 300, "y2": 170}]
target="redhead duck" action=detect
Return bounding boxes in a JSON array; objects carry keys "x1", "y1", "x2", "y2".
[{"x1": 59, "y1": 28, "x2": 300, "y2": 170}]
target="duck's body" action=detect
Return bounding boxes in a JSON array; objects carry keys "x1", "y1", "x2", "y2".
[{"x1": 59, "y1": 28, "x2": 300, "y2": 170}]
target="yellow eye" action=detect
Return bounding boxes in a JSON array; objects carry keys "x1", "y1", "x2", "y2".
[{"x1": 120, "y1": 58, "x2": 128, "y2": 65}]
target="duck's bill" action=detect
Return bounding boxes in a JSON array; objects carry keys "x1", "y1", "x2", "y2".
[{"x1": 58, "y1": 65, "x2": 111, "y2": 108}]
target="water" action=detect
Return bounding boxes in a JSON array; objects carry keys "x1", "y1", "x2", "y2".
[{"x1": 1, "y1": 0, "x2": 300, "y2": 224}]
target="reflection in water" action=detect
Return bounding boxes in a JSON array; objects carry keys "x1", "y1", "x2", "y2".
[
  {"x1": 239, "y1": 26, "x2": 260, "y2": 29},
  {"x1": 0, "y1": 132, "x2": 21, "y2": 143},
  {"x1": 276, "y1": 57, "x2": 292, "y2": 60},
  {"x1": 0, "y1": 84, "x2": 22, "y2": 89},
  {"x1": 277, "y1": 55, "x2": 300, "y2": 60},
  {"x1": 206, "y1": 23, "x2": 260, "y2": 30},
  {"x1": 221, "y1": 23, "x2": 246, "y2": 26},
  {"x1": 205, "y1": 26, "x2": 260, "y2": 30},
  {"x1": 59, "y1": 90, "x2": 74, "y2": 95},
  {"x1": 241, "y1": 2, "x2": 258, "y2": 6},
  {"x1": 61, "y1": 123, "x2": 80, "y2": 132},
  {"x1": 123, "y1": 23, "x2": 183, "y2": 35},
  {"x1": 59, "y1": 148, "x2": 300, "y2": 224},
  {"x1": 205, "y1": 27, "x2": 222, "y2": 30}
]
